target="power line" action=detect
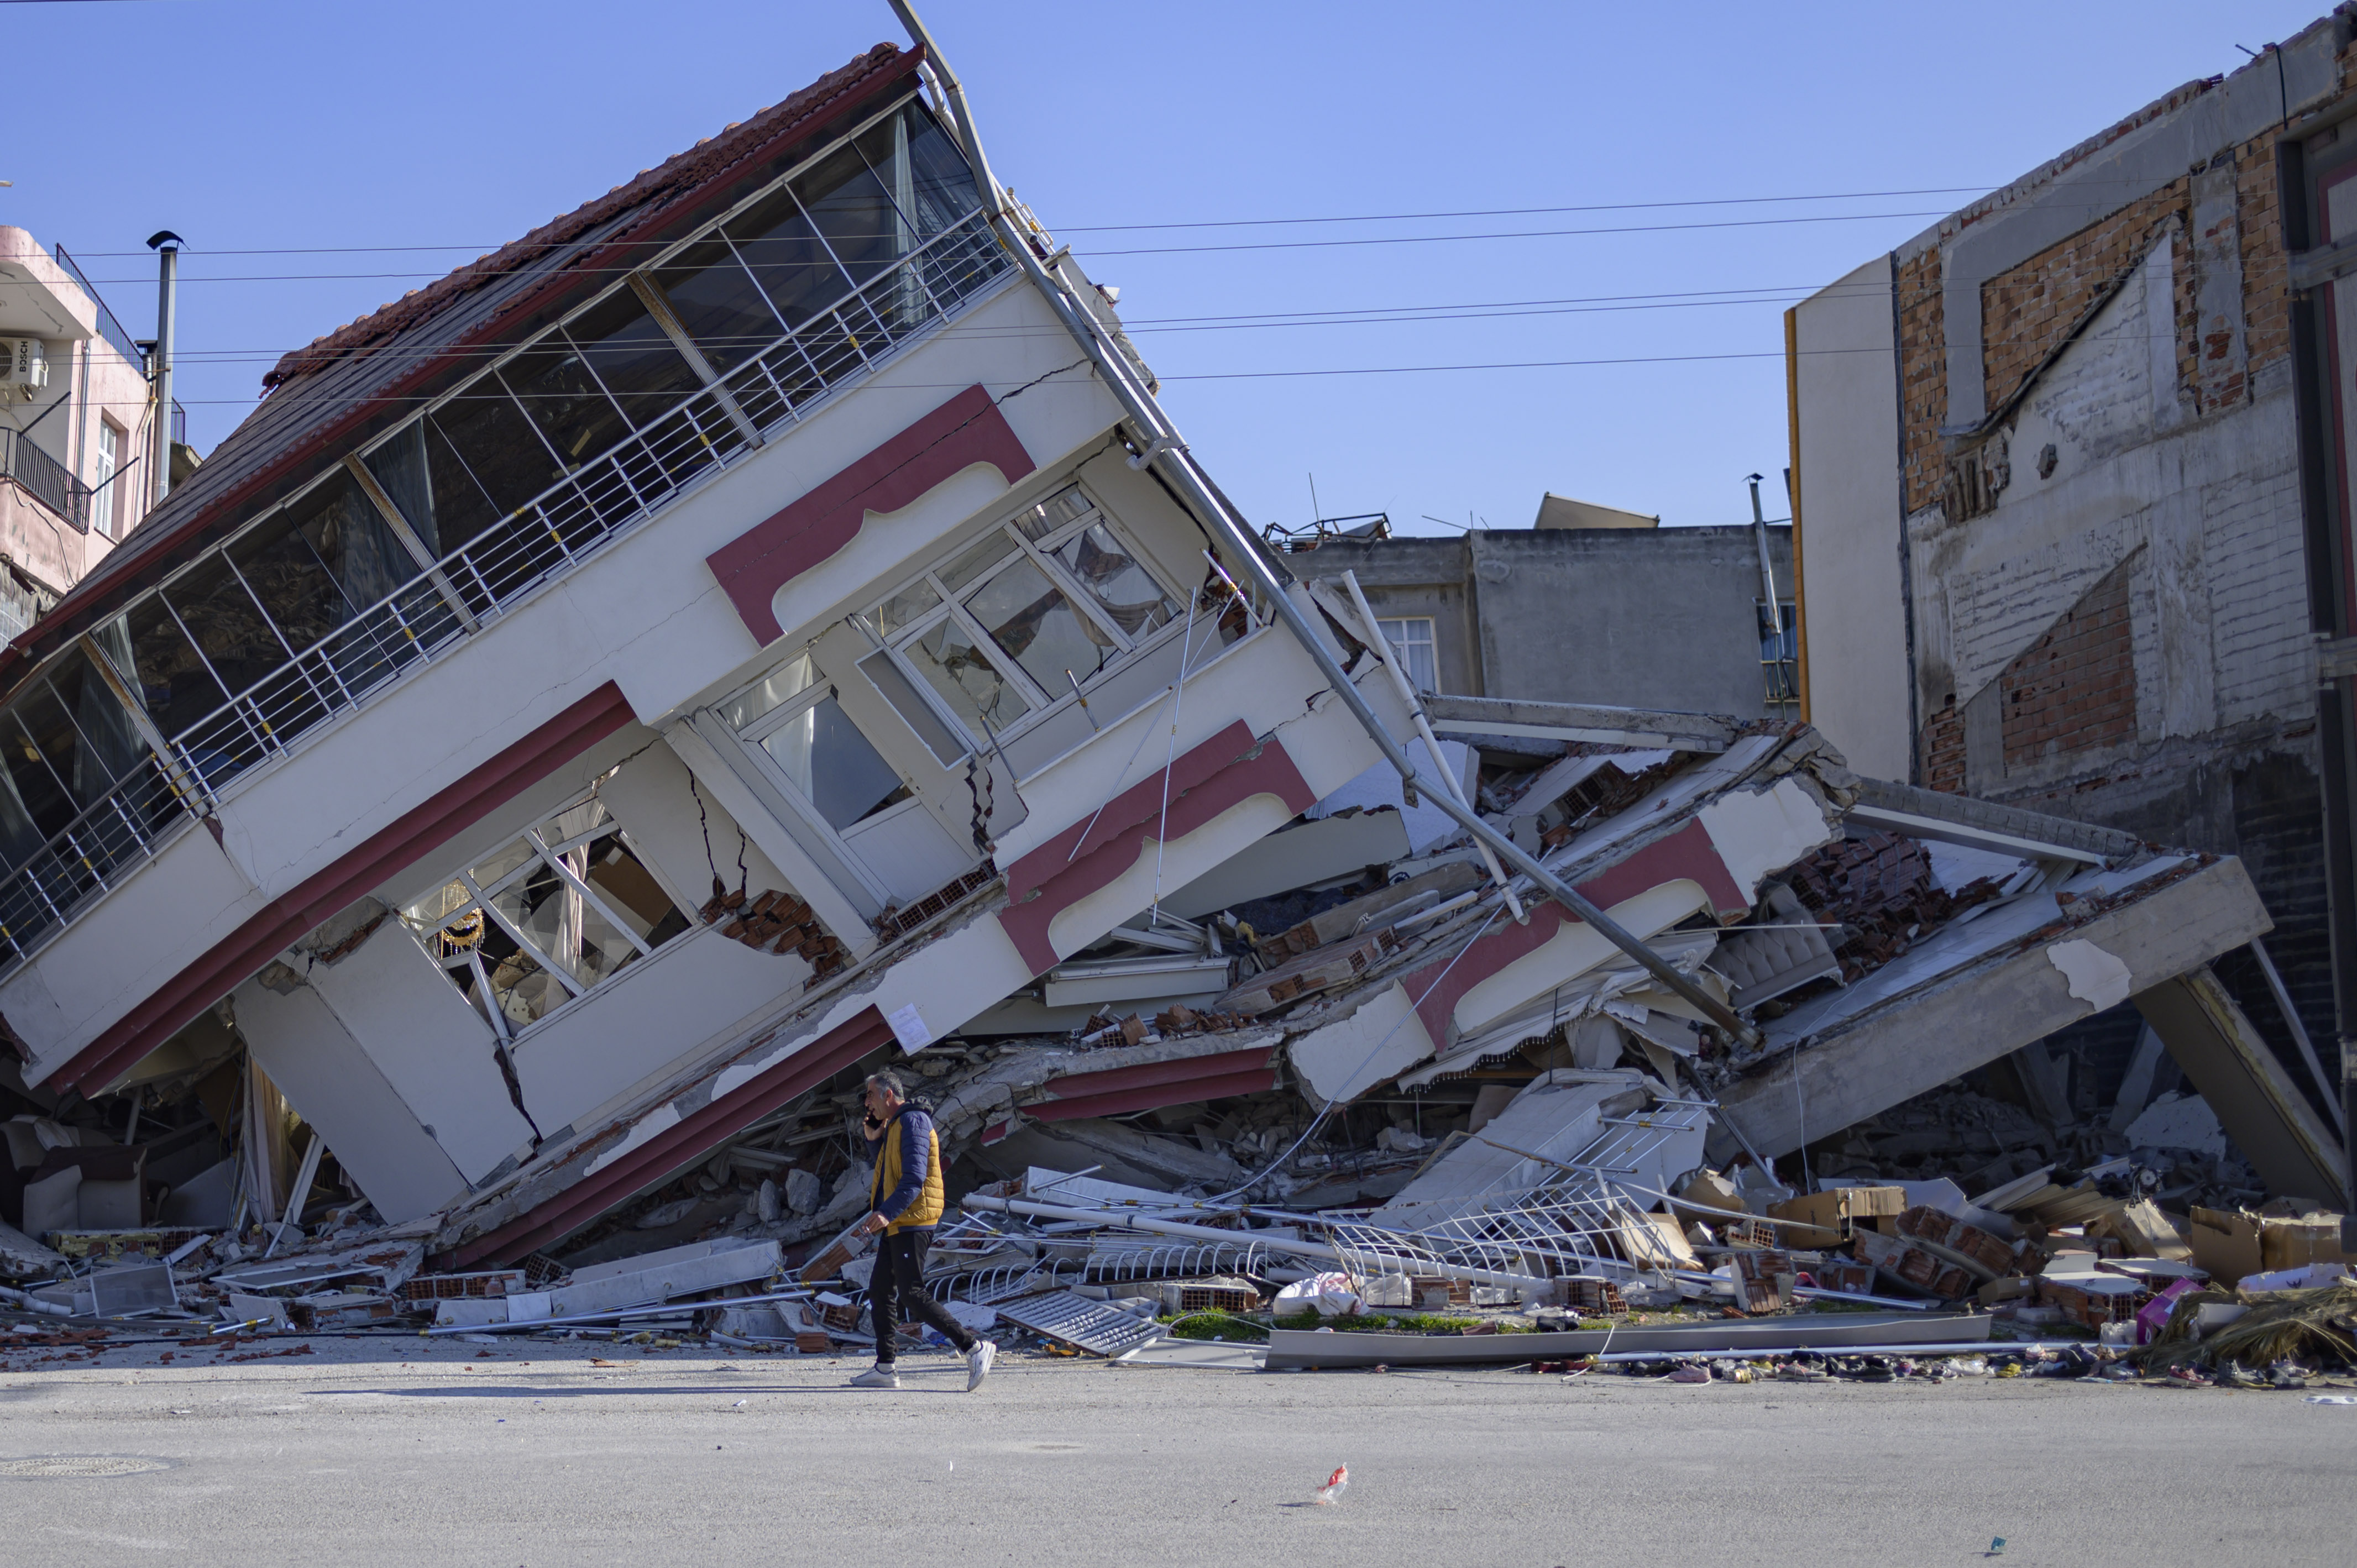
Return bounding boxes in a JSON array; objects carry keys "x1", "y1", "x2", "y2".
[
  {"x1": 136, "y1": 281, "x2": 1907, "y2": 366},
  {"x1": 55, "y1": 207, "x2": 1963, "y2": 286}
]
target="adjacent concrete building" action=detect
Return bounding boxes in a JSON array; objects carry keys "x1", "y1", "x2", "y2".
[
  {"x1": 1787, "y1": 9, "x2": 2357, "y2": 1153},
  {"x1": 1297, "y1": 519, "x2": 1796, "y2": 720},
  {"x1": 0, "y1": 230, "x2": 156, "y2": 638}
]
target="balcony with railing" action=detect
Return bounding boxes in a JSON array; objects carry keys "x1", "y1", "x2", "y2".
[
  {"x1": 0, "y1": 428, "x2": 92, "y2": 532},
  {"x1": 0, "y1": 200, "x2": 1011, "y2": 978}
]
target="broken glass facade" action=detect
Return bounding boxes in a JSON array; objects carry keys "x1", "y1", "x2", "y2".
[
  {"x1": 855, "y1": 483, "x2": 1180, "y2": 749},
  {"x1": 0, "y1": 93, "x2": 1003, "y2": 971},
  {"x1": 402, "y1": 799, "x2": 690, "y2": 1036}
]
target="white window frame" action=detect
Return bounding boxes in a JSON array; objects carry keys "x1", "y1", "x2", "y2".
[
  {"x1": 1377, "y1": 616, "x2": 1439, "y2": 693},
  {"x1": 735, "y1": 667, "x2": 913, "y2": 833},
  {"x1": 859, "y1": 481, "x2": 1183, "y2": 748},
  {"x1": 91, "y1": 420, "x2": 119, "y2": 538},
  {"x1": 404, "y1": 800, "x2": 677, "y2": 1041}
]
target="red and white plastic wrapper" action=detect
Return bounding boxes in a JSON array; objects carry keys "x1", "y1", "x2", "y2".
[{"x1": 1314, "y1": 1465, "x2": 1349, "y2": 1506}]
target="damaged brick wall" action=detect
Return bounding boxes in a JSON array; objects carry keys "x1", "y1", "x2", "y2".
[
  {"x1": 1878, "y1": 44, "x2": 2351, "y2": 1098},
  {"x1": 1999, "y1": 559, "x2": 2137, "y2": 769},
  {"x1": 1897, "y1": 248, "x2": 1947, "y2": 516},
  {"x1": 1978, "y1": 183, "x2": 2196, "y2": 421}
]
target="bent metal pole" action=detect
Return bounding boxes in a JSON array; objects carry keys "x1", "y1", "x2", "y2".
[{"x1": 889, "y1": 2, "x2": 1759, "y2": 1047}]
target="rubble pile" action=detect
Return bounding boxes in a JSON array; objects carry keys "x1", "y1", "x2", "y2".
[{"x1": 2, "y1": 695, "x2": 2348, "y2": 1389}]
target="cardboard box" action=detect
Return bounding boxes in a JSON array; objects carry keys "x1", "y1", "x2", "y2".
[
  {"x1": 2191, "y1": 1208, "x2": 2350, "y2": 1284},
  {"x1": 2188, "y1": 1208, "x2": 2262, "y2": 1286},
  {"x1": 2259, "y1": 1215, "x2": 2351, "y2": 1273},
  {"x1": 1767, "y1": 1187, "x2": 1908, "y2": 1248}
]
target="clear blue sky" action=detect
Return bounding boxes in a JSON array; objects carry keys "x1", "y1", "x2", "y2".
[{"x1": 3, "y1": 0, "x2": 2329, "y2": 536}]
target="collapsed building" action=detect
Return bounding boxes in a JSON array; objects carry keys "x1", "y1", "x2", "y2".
[{"x1": 0, "y1": 14, "x2": 2345, "y2": 1365}]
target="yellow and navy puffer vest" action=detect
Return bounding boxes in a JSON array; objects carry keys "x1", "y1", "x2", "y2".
[{"x1": 867, "y1": 1108, "x2": 946, "y2": 1234}]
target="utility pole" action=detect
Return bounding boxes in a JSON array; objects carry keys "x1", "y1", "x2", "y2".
[{"x1": 146, "y1": 230, "x2": 182, "y2": 508}]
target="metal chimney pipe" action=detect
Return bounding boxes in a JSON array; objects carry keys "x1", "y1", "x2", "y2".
[{"x1": 146, "y1": 230, "x2": 183, "y2": 508}]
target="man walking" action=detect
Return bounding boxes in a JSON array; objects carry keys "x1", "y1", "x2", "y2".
[{"x1": 848, "y1": 1069, "x2": 995, "y2": 1391}]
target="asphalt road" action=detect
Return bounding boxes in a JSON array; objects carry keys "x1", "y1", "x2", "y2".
[{"x1": 1, "y1": 1334, "x2": 2351, "y2": 1566}]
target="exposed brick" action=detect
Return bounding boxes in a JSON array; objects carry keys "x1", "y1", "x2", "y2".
[
  {"x1": 2000, "y1": 560, "x2": 2136, "y2": 768},
  {"x1": 1898, "y1": 249, "x2": 1947, "y2": 515},
  {"x1": 1921, "y1": 693, "x2": 1965, "y2": 794},
  {"x1": 1979, "y1": 182, "x2": 2193, "y2": 422}
]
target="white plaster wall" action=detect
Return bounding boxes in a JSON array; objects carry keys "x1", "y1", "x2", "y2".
[
  {"x1": 231, "y1": 972, "x2": 472, "y2": 1223},
  {"x1": 1792, "y1": 258, "x2": 1911, "y2": 781},
  {"x1": 596, "y1": 741, "x2": 793, "y2": 920},
  {"x1": 305, "y1": 921, "x2": 535, "y2": 1184},
  {"x1": 4, "y1": 826, "x2": 265, "y2": 1083},
  {"x1": 509, "y1": 929, "x2": 814, "y2": 1134}
]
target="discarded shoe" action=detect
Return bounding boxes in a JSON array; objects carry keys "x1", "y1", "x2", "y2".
[
  {"x1": 965, "y1": 1339, "x2": 996, "y2": 1392},
  {"x1": 849, "y1": 1364, "x2": 900, "y2": 1389},
  {"x1": 1669, "y1": 1363, "x2": 1710, "y2": 1383}
]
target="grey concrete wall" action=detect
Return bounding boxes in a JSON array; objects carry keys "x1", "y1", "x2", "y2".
[{"x1": 1298, "y1": 526, "x2": 1793, "y2": 716}]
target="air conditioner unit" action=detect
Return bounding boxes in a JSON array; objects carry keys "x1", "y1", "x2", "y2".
[{"x1": 0, "y1": 338, "x2": 49, "y2": 402}]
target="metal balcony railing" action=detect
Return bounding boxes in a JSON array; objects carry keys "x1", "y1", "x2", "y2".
[
  {"x1": 0, "y1": 429, "x2": 91, "y2": 532},
  {"x1": 0, "y1": 212, "x2": 1011, "y2": 972}
]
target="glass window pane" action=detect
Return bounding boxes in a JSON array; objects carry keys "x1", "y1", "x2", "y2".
[
  {"x1": 488, "y1": 859, "x2": 593, "y2": 987},
  {"x1": 721, "y1": 653, "x2": 818, "y2": 731},
  {"x1": 726, "y1": 187, "x2": 852, "y2": 329},
  {"x1": 579, "y1": 830, "x2": 688, "y2": 946},
  {"x1": 654, "y1": 238, "x2": 785, "y2": 372},
  {"x1": 936, "y1": 531, "x2": 1015, "y2": 593},
  {"x1": 1, "y1": 710, "x2": 75, "y2": 841},
  {"x1": 112, "y1": 597, "x2": 227, "y2": 741},
  {"x1": 902, "y1": 615, "x2": 1028, "y2": 735},
  {"x1": 963, "y1": 557, "x2": 1117, "y2": 690},
  {"x1": 1054, "y1": 523, "x2": 1176, "y2": 641},
  {"x1": 758, "y1": 694, "x2": 910, "y2": 832},
  {"x1": 476, "y1": 923, "x2": 569, "y2": 1030},
  {"x1": 1009, "y1": 484, "x2": 1092, "y2": 543},
  {"x1": 426, "y1": 381, "x2": 563, "y2": 519},
  {"x1": 13, "y1": 681, "x2": 93, "y2": 816},
  {"x1": 793, "y1": 139, "x2": 902, "y2": 287},
  {"x1": 563, "y1": 290, "x2": 703, "y2": 428},
  {"x1": 365, "y1": 423, "x2": 446, "y2": 556},
  {"x1": 164, "y1": 554, "x2": 286, "y2": 698},
  {"x1": 500, "y1": 341, "x2": 631, "y2": 472},
  {"x1": 468, "y1": 837, "x2": 538, "y2": 891},
  {"x1": 897, "y1": 103, "x2": 984, "y2": 239},
  {"x1": 874, "y1": 578, "x2": 940, "y2": 636},
  {"x1": 51, "y1": 650, "x2": 146, "y2": 805},
  {"x1": 229, "y1": 474, "x2": 410, "y2": 655}
]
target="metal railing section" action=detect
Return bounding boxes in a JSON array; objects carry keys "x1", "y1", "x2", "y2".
[
  {"x1": 0, "y1": 754, "x2": 190, "y2": 964},
  {"x1": 0, "y1": 429, "x2": 91, "y2": 531},
  {"x1": 0, "y1": 214, "x2": 1011, "y2": 976}
]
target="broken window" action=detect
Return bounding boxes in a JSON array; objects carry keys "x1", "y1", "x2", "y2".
[
  {"x1": 728, "y1": 655, "x2": 912, "y2": 833},
  {"x1": 402, "y1": 799, "x2": 689, "y2": 1035},
  {"x1": 1377, "y1": 617, "x2": 1438, "y2": 693},
  {"x1": 857, "y1": 484, "x2": 1180, "y2": 751}
]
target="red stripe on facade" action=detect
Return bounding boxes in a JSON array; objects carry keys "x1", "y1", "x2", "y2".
[
  {"x1": 1028, "y1": 1067, "x2": 1279, "y2": 1123},
  {"x1": 1408, "y1": 819, "x2": 1748, "y2": 1048},
  {"x1": 995, "y1": 728, "x2": 1316, "y2": 976},
  {"x1": 705, "y1": 384, "x2": 1035, "y2": 644},
  {"x1": 449, "y1": 1006, "x2": 893, "y2": 1268},
  {"x1": 56, "y1": 683, "x2": 637, "y2": 1094}
]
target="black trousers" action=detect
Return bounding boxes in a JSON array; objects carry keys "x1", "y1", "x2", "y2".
[{"x1": 867, "y1": 1228, "x2": 976, "y2": 1364}]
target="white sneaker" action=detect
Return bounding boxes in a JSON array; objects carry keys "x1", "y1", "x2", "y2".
[
  {"x1": 965, "y1": 1339, "x2": 996, "y2": 1392},
  {"x1": 849, "y1": 1364, "x2": 899, "y2": 1389}
]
